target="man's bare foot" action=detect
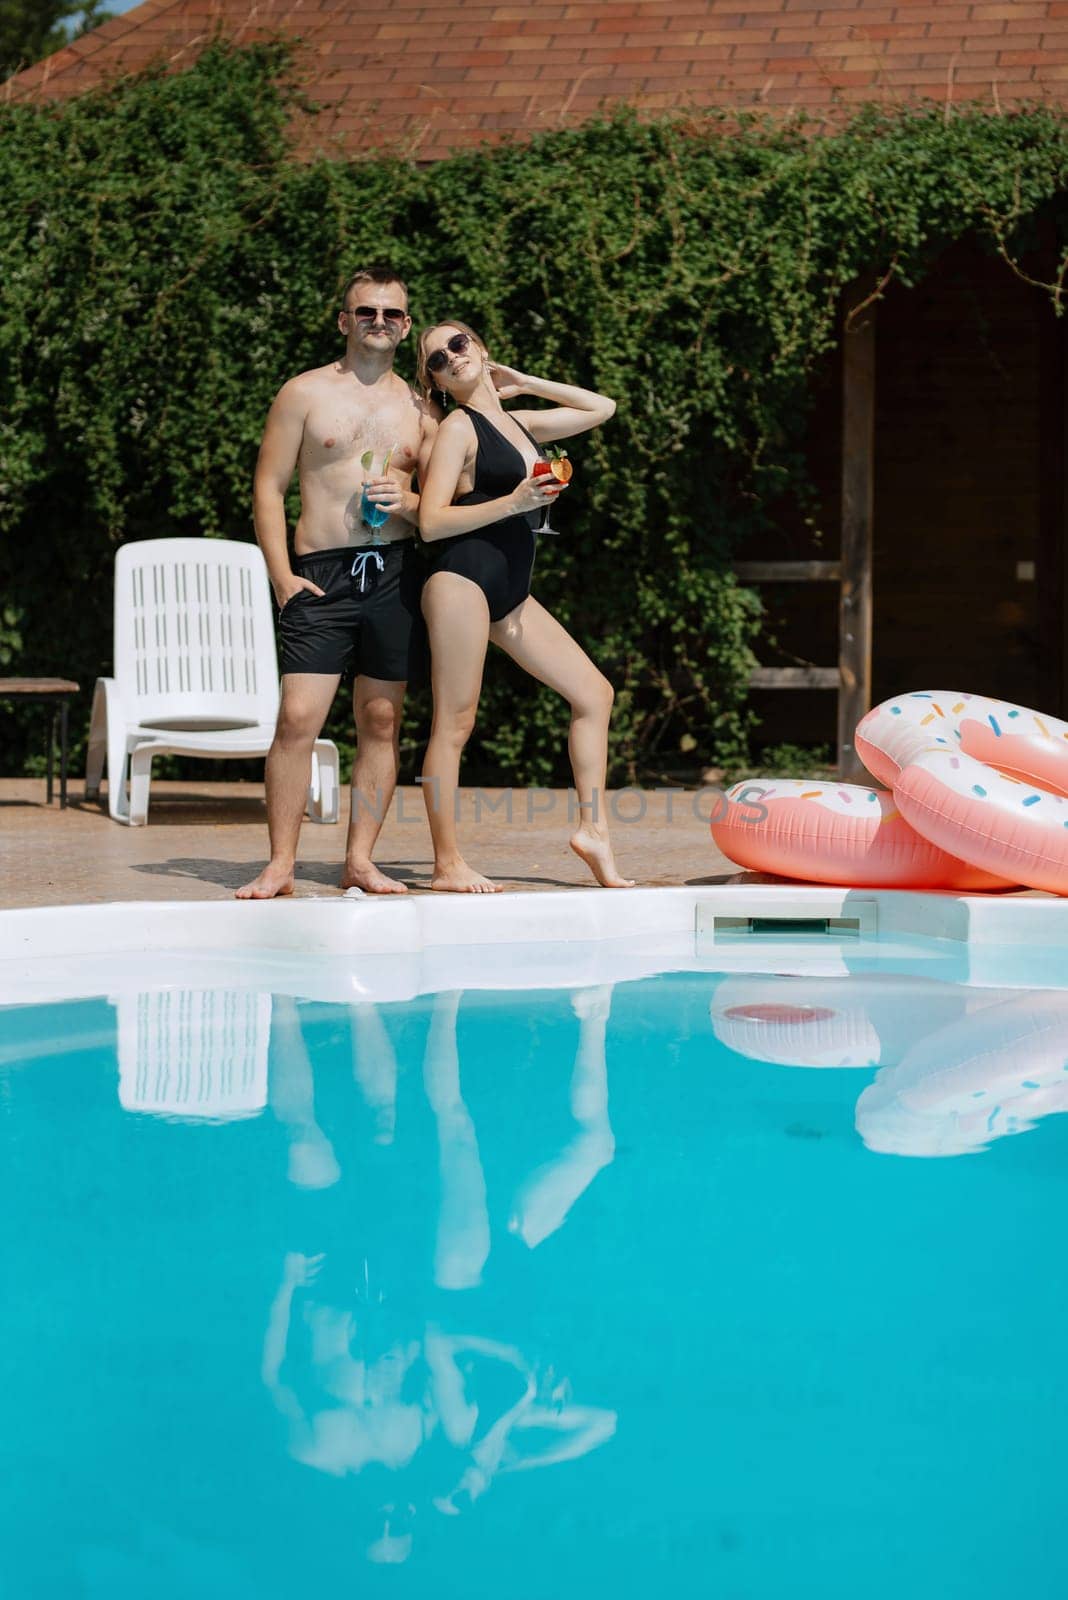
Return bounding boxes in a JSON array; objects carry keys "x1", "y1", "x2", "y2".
[
  {"x1": 235, "y1": 863, "x2": 295, "y2": 899},
  {"x1": 341, "y1": 862, "x2": 409, "y2": 895},
  {"x1": 430, "y1": 858, "x2": 502, "y2": 894},
  {"x1": 569, "y1": 828, "x2": 635, "y2": 889}
]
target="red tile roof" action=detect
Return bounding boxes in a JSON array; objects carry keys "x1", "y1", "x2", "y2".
[{"x1": 7, "y1": 0, "x2": 1068, "y2": 159}]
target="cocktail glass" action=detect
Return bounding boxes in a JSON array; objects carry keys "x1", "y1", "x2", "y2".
[
  {"x1": 532, "y1": 449, "x2": 572, "y2": 537},
  {"x1": 360, "y1": 445, "x2": 395, "y2": 543}
]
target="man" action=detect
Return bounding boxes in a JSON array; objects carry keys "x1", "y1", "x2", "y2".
[{"x1": 237, "y1": 266, "x2": 437, "y2": 899}]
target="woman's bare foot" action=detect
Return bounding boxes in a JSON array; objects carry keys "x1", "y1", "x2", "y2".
[
  {"x1": 569, "y1": 827, "x2": 635, "y2": 889},
  {"x1": 341, "y1": 861, "x2": 409, "y2": 895},
  {"x1": 235, "y1": 862, "x2": 295, "y2": 899},
  {"x1": 431, "y1": 857, "x2": 502, "y2": 894}
]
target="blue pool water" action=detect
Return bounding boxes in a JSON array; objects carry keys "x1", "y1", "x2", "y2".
[{"x1": 2, "y1": 961, "x2": 1068, "y2": 1598}]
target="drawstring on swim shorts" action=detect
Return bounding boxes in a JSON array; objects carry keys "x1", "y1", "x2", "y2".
[{"x1": 350, "y1": 550, "x2": 385, "y2": 594}]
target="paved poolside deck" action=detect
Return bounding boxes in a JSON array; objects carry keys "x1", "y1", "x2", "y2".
[{"x1": 0, "y1": 778, "x2": 736, "y2": 909}]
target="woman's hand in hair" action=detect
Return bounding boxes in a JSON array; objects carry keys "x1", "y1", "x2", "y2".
[{"x1": 487, "y1": 361, "x2": 529, "y2": 400}]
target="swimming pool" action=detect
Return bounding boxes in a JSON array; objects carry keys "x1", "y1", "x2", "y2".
[{"x1": 2, "y1": 889, "x2": 1067, "y2": 1597}]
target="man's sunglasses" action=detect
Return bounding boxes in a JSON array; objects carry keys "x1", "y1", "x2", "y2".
[
  {"x1": 426, "y1": 332, "x2": 471, "y2": 376},
  {"x1": 346, "y1": 305, "x2": 407, "y2": 323}
]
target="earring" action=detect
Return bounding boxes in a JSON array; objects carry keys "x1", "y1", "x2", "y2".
[{"x1": 439, "y1": 389, "x2": 449, "y2": 409}]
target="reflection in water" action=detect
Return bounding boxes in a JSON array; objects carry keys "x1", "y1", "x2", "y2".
[
  {"x1": 116, "y1": 989, "x2": 269, "y2": 1119},
  {"x1": 261, "y1": 984, "x2": 618, "y2": 1563},
  {"x1": 425, "y1": 991, "x2": 490, "y2": 1290},
  {"x1": 262, "y1": 1252, "x2": 616, "y2": 1562},
  {"x1": 710, "y1": 973, "x2": 999, "y2": 1070},
  {"x1": 857, "y1": 990, "x2": 1068, "y2": 1157},
  {"x1": 509, "y1": 985, "x2": 616, "y2": 1248},
  {"x1": 41, "y1": 961, "x2": 1068, "y2": 1590},
  {"x1": 268, "y1": 996, "x2": 340, "y2": 1189},
  {"x1": 352, "y1": 1003, "x2": 398, "y2": 1147},
  {"x1": 714, "y1": 974, "x2": 1068, "y2": 1157},
  {"x1": 111, "y1": 981, "x2": 618, "y2": 1560}
]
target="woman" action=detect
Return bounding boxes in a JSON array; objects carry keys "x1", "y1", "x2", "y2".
[{"x1": 416, "y1": 321, "x2": 633, "y2": 894}]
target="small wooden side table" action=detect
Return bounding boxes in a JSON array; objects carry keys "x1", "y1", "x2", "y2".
[{"x1": 0, "y1": 678, "x2": 80, "y2": 807}]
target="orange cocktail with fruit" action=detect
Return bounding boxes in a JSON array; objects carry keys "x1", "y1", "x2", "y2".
[{"x1": 532, "y1": 448, "x2": 572, "y2": 535}]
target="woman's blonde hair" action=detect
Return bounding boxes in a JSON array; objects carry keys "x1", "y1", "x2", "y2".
[{"x1": 416, "y1": 320, "x2": 487, "y2": 402}]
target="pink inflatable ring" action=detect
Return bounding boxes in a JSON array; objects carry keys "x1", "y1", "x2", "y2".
[
  {"x1": 710, "y1": 776, "x2": 1011, "y2": 890},
  {"x1": 857, "y1": 692, "x2": 1068, "y2": 895},
  {"x1": 712, "y1": 691, "x2": 1068, "y2": 894}
]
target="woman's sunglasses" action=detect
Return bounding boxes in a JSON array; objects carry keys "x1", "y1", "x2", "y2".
[{"x1": 426, "y1": 332, "x2": 471, "y2": 376}]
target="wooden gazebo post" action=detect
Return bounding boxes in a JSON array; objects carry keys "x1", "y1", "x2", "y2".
[{"x1": 838, "y1": 289, "x2": 876, "y2": 780}]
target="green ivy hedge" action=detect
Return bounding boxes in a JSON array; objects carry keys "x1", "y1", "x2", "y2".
[{"x1": 2, "y1": 41, "x2": 1067, "y2": 783}]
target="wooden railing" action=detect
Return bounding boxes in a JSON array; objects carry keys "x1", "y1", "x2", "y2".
[{"x1": 734, "y1": 293, "x2": 875, "y2": 780}]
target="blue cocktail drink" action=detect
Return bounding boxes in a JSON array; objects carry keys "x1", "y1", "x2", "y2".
[
  {"x1": 360, "y1": 446, "x2": 395, "y2": 541},
  {"x1": 359, "y1": 487, "x2": 389, "y2": 532}
]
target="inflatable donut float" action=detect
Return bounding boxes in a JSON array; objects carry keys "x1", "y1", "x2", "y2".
[
  {"x1": 712, "y1": 692, "x2": 1068, "y2": 894},
  {"x1": 710, "y1": 777, "x2": 1011, "y2": 890},
  {"x1": 710, "y1": 973, "x2": 1005, "y2": 1070},
  {"x1": 709, "y1": 976, "x2": 1068, "y2": 1157},
  {"x1": 857, "y1": 692, "x2": 1068, "y2": 894},
  {"x1": 711, "y1": 975, "x2": 883, "y2": 1068},
  {"x1": 855, "y1": 990, "x2": 1068, "y2": 1157}
]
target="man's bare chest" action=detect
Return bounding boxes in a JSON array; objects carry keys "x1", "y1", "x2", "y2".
[{"x1": 302, "y1": 394, "x2": 421, "y2": 476}]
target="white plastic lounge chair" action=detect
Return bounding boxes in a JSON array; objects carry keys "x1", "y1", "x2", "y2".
[{"x1": 85, "y1": 537, "x2": 339, "y2": 825}]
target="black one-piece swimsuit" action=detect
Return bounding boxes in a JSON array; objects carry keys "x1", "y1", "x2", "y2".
[{"x1": 429, "y1": 405, "x2": 546, "y2": 623}]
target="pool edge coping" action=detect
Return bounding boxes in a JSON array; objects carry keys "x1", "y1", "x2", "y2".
[{"x1": 1, "y1": 882, "x2": 1066, "y2": 961}]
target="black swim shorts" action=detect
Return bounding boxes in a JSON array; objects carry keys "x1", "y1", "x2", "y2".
[{"x1": 278, "y1": 541, "x2": 427, "y2": 683}]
